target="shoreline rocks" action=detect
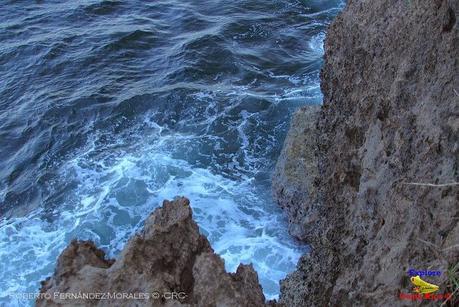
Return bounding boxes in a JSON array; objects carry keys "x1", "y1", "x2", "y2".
[{"x1": 37, "y1": 197, "x2": 266, "y2": 307}]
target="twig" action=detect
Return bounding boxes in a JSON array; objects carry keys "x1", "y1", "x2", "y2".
[
  {"x1": 440, "y1": 286, "x2": 459, "y2": 306},
  {"x1": 416, "y1": 238, "x2": 439, "y2": 249},
  {"x1": 401, "y1": 182, "x2": 459, "y2": 187},
  {"x1": 416, "y1": 239, "x2": 445, "y2": 261},
  {"x1": 443, "y1": 244, "x2": 459, "y2": 252}
]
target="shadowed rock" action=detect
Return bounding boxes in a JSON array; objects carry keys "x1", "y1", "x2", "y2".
[{"x1": 273, "y1": 104, "x2": 321, "y2": 241}]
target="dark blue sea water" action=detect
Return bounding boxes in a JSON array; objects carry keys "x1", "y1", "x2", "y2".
[{"x1": 0, "y1": 0, "x2": 342, "y2": 305}]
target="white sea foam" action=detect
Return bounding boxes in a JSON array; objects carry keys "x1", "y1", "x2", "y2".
[
  {"x1": 309, "y1": 32, "x2": 325, "y2": 57},
  {"x1": 0, "y1": 114, "x2": 305, "y2": 306}
]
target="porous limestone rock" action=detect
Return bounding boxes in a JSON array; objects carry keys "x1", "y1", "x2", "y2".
[
  {"x1": 273, "y1": 104, "x2": 321, "y2": 241},
  {"x1": 276, "y1": 0, "x2": 458, "y2": 306},
  {"x1": 37, "y1": 197, "x2": 266, "y2": 307}
]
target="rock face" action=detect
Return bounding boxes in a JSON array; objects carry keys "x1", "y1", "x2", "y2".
[
  {"x1": 273, "y1": 105, "x2": 321, "y2": 241},
  {"x1": 275, "y1": 0, "x2": 458, "y2": 306},
  {"x1": 37, "y1": 197, "x2": 266, "y2": 307}
]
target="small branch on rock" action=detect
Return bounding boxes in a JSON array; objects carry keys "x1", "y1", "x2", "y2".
[
  {"x1": 415, "y1": 239, "x2": 446, "y2": 262},
  {"x1": 416, "y1": 238, "x2": 439, "y2": 249},
  {"x1": 440, "y1": 286, "x2": 459, "y2": 307},
  {"x1": 443, "y1": 244, "x2": 459, "y2": 252},
  {"x1": 401, "y1": 182, "x2": 459, "y2": 187}
]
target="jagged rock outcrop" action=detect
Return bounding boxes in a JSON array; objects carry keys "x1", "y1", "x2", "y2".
[
  {"x1": 37, "y1": 197, "x2": 266, "y2": 307},
  {"x1": 275, "y1": 0, "x2": 458, "y2": 306}
]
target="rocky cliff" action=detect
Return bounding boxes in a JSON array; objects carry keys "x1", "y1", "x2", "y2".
[
  {"x1": 37, "y1": 197, "x2": 266, "y2": 307},
  {"x1": 274, "y1": 0, "x2": 458, "y2": 306}
]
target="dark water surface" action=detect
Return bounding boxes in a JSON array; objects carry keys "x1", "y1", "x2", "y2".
[{"x1": 0, "y1": 0, "x2": 342, "y2": 304}]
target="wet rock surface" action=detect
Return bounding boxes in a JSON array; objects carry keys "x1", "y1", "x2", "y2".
[
  {"x1": 37, "y1": 197, "x2": 266, "y2": 307},
  {"x1": 275, "y1": 0, "x2": 458, "y2": 306}
]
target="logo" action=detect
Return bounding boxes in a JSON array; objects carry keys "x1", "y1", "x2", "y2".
[
  {"x1": 407, "y1": 269, "x2": 441, "y2": 277},
  {"x1": 410, "y1": 275, "x2": 439, "y2": 294},
  {"x1": 399, "y1": 268, "x2": 452, "y2": 302}
]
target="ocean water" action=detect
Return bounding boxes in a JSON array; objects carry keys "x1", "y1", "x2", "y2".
[{"x1": 0, "y1": 0, "x2": 342, "y2": 305}]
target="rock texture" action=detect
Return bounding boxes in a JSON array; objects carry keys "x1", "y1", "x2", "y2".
[
  {"x1": 275, "y1": 0, "x2": 459, "y2": 306},
  {"x1": 37, "y1": 197, "x2": 266, "y2": 307},
  {"x1": 273, "y1": 105, "x2": 321, "y2": 241}
]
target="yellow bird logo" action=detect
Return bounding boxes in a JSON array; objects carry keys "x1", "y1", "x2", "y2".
[{"x1": 410, "y1": 275, "x2": 439, "y2": 294}]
